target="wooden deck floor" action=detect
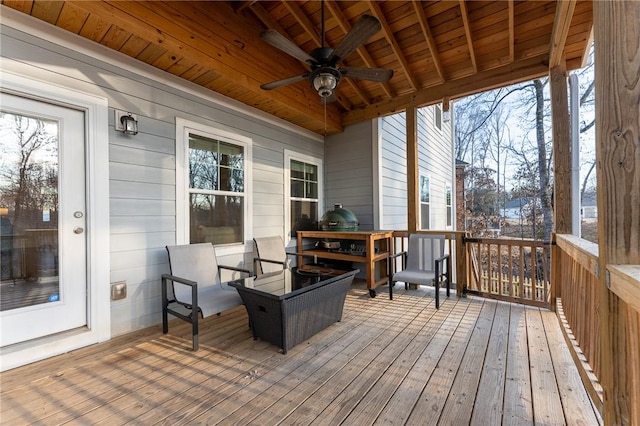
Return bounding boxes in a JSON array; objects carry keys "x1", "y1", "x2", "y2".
[{"x1": 0, "y1": 285, "x2": 600, "y2": 425}]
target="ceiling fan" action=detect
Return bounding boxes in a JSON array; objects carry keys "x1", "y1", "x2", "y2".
[{"x1": 259, "y1": 3, "x2": 393, "y2": 99}]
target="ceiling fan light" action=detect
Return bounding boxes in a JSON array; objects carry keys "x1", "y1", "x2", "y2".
[{"x1": 313, "y1": 72, "x2": 338, "y2": 98}]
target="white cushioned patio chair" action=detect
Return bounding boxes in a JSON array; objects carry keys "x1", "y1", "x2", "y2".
[
  {"x1": 253, "y1": 235, "x2": 310, "y2": 275},
  {"x1": 389, "y1": 234, "x2": 451, "y2": 309},
  {"x1": 161, "y1": 243, "x2": 252, "y2": 350}
]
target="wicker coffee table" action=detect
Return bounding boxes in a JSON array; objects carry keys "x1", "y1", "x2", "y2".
[{"x1": 229, "y1": 268, "x2": 358, "y2": 354}]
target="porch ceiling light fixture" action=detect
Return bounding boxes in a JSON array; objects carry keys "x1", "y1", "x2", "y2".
[
  {"x1": 115, "y1": 110, "x2": 138, "y2": 135},
  {"x1": 311, "y1": 68, "x2": 340, "y2": 98}
]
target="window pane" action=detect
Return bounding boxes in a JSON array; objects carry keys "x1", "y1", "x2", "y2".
[
  {"x1": 305, "y1": 163, "x2": 318, "y2": 182},
  {"x1": 219, "y1": 166, "x2": 244, "y2": 192},
  {"x1": 219, "y1": 141, "x2": 243, "y2": 168},
  {"x1": 190, "y1": 194, "x2": 243, "y2": 244},
  {"x1": 421, "y1": 204, "x2": 430, "y2": 230},
  {"x1": 291, "y1": 200, "x2": 318, "y2": 236},
  {"x1": 420, "y1": 176, "x2": 429, "y2": 203},
  {"x1": 306, "y1": 182, "x2": 318, "y2": 199},
  {"x1": 189, "y1": 135, "x2": 218, "y2": 190},
  {"x1": 291, "y1": 160, "x2": 305, "y2": 179},
  {"x1": 447, "y1": 207, "x2": 452, "y2": 227},
  {"x1": 291, "y1": 179, "x2": 305, "y2": 198}
]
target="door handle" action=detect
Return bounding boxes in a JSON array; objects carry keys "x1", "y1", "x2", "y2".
[{"x1": 73, "y1": 227, "x2": 84, "y2": 234}]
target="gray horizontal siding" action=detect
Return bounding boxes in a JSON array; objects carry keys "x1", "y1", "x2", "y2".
[
  {"x1": 1, "y1": 22, "x2": 323, "y2": 338},
  {"x1": 325, "y1": 121, "x2": 374, "y2": 230}
]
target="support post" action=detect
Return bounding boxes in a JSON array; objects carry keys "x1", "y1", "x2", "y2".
[
  {"x1": 407, "y1": 105, "x2": 419, "y2": 233},
  {"x1": 550, "y1": 63, "x2": 572, "y2": 234},
  {"x1": 594, "y1": 1, "x2": 640, "y2": 424}
]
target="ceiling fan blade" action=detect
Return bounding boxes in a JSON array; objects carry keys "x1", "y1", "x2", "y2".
[
  {"x1": 260, "y1": 74, "x2": 308, "y2": 90},
  {"x1": 260, "y1": 29, "x2": 315, "y2": 64},
  {"x1": 340, "y1": 66, "x2": 394, "y2": 82},
  {"x1": 331, "y1": 15, "x2": 381, "y2": 62}
]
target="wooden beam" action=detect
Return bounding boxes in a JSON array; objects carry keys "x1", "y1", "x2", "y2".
[
  {"x1": 594, "y1": 1, "x2": 640, "y2": 425},
  {"x1": 366, "y1": 0, "x2": 418, "y2": 91},
  {"x1": 412, "y1": 0, "x2": 445, "y2": 83},
  {"x1": 508, "y1": 0, "x2": 515, "y2": 63},
  {"x1": 458, "y1": 0, "x2": 477, "y2": 73},
  {"x1": 343, "y1": 54, "x2": 549, "y2": 126},
  {"x1": 325, "y1": 1, "x2": 392, "y2": 99},
  {"x1": 407, "y1": 105, "x2": 419, "y2": 233},
  {"x1": 549, "y1": 0, "x2": 577, "y2": 68},
  {"x1": 550, "y1": 63, "x2": 571, "y2": 234},
  {"x1": 69, "y1": 1, "x2": 341, "y2": 134}
]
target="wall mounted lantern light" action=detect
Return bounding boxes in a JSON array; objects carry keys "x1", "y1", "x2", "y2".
[{"x1": 115, "y1": 110, "x2": 138, "y2": 135}]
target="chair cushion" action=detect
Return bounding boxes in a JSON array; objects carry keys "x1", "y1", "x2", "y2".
[{"x1": 393, "y1": 269, "x2": 436, "y2": 286}]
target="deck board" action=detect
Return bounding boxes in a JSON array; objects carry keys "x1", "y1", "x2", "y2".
[
  {"x1": 470, "y1": 301, "x2": 511, "y2": 425},
  {"x1": 0, "y1": 285, "x2": 601, "y2": 425}
]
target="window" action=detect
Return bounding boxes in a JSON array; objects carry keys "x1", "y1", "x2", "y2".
[
  {"x1": 420, "y1": 174, "x2": 430, "y2": 230},
  {"x1": 176, "y1": 118, "x2": 252, "y2": 252},
  {"x1": 285, "y1": 150, "x2": 323, "y2": 240},
  {"x1": 445, "y1": 183, "x2": 452, "y2": 228},
  {"x1": 434, "y1": 104, "x2": 443, "y2": 131}
]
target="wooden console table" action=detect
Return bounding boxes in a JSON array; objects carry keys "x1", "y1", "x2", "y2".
[{"x1": 296, "y1": 230, "x2": 393, "y2": 297}]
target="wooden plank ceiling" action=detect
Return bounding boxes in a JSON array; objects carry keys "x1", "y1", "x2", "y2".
[{"x1": 1, "y1": 0, "x2": 593, "y2": 135}]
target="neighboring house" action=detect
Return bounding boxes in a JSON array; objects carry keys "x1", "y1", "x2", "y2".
[
  {"x1": 581, "y1": 191, "x2": 597, "y2": 219},
  {"x1": 503, "y1": 197, "x2": 534, "y2": 220},
  {"x1": 0, "y1": 10, "x2": 454, "y2": 369}
]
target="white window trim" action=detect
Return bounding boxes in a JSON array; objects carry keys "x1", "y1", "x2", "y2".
[
  {"x1": 284, "y1": 149, "x2": 323, "y2": 247},
  {"x1": 175, "y1": 118, "x2": 253, "y2": 256},
  {"x1": 420, "y1": 172, "x2": 431, "y2": 230},
  {"x1": 445, "y1": 182, "x2": 453, "y2": 230}
]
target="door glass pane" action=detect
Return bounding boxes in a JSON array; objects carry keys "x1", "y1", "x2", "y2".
[
  {"x1": 190, "y1": 194, "x2": 243, "y2": 244},
  {"x1": 0, "y1": 112, "x2": 59, "y2": 311}
]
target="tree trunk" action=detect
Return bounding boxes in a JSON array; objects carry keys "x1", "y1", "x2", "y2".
[{"x1": 534, "y1": 79, "x2": 553, "y2": 240}]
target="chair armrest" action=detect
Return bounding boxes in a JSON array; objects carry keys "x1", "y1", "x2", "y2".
[
  {"x1": 434, "y1": 253, "x2": 450, "y2": 274},
  {"x1": 218, "y1": 264, "x2": 252, "y2": 276},
  {"x1": 253, "y1": 257, "x2": 286, "y2": 266},
  {"x1": 161, "y1": 273, "x2": 197, "y2": 287},
  {"x1": 389, "y1": 250, "x2": 407, "y2": 260}
]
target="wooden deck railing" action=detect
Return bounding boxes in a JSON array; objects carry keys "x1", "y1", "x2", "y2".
[
  {"x1": 464, "y1": 236, "x2": 552, "y2": 309},
  {"x1": 554, "y1": 234, "x2": 603, "y2": 414},
  {"x1": 554, "y1": 235, "x2": 640, "y2": 421}
]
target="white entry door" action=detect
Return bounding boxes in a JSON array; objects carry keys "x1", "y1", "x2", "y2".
[{"x1": 0, "y1": 92, "x2": 87, "y2": 347}]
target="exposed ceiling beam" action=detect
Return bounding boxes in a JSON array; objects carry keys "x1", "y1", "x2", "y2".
[
  {"x1": 458, "y1": 0, "x2": 478, "y2": 73},
  {"x1": 508, "y1": 0, "x2": 515, "y2": 63},
  {"x1": 325, "y1": 0, "x2": 393, "y2": 99},
  {"x1": 249, "y1": 2, "x2": 287, "y2": 35},
  {"x1": 343, "y1": 53, "x2": 549, "y2": 126},
  {"x1": 68, "y1": 0, "x2": 341, "y2": 134},
  {"x1": 549, "y1": 0, "x2": 577, "y2": 68},
  {"x1": 412, "y1": 0, "x2": 445, "y2": 83},
  {"x1": 366, "y1": 0, "x2": 418, "y2": 91},
  {"x1": 233, "y1": 1, "x2": 256, "y2": 14}
]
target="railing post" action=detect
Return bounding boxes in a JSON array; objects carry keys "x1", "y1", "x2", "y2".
[
  {"x1": 551, "y1": 233, "x2": 559, "y2": 312},
  {"x1": 456, "y1": 232, "x2": 466, "y2": 297}
]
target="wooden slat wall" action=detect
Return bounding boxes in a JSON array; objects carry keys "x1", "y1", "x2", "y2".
[
  {"x1": 0, "y1": 20, "x2": 324, "y2": 338},
  {"x1": 594, "y1": 1, "x2": 640, "y2": 424}
]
